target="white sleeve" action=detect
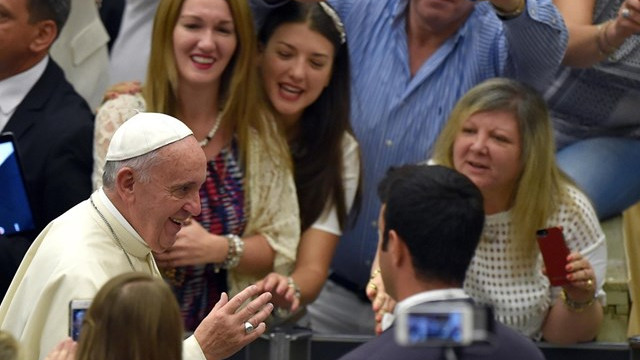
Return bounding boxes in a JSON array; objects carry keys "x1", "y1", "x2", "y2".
[
  {"x1": 311, "y1": 133, "x2": 360, "y2": 235},
  {"x1": 182, "y1": 335, "x2": 206, "y2": 360}
]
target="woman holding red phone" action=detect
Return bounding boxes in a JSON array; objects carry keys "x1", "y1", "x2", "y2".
[
  {"x1": 368, "y1": 78, "x2": 606, "y2": 344},
  {"x1": 430, "y1": 78, "x2": 606, "y2": 343}
]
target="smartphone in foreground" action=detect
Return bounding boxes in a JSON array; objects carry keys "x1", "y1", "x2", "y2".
[
  {"x1": 69, "y1": 299, "x2": 91, "y2": 341},
  {"x1": 536, "y1": 226, "x2": 570, "y2": 286}
]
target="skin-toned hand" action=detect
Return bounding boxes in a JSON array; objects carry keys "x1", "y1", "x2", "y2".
[
  {"x1": 194, "y1": 285, "x2": 273, "y2": 360},
  {"x1": 563, "y1": 251, "x2": 598, "y2": 302},
  {"x1": 102, "y1": 81, "x2": 142, "y2": 103},
  {"x1": 366, "y1": 270, "x2": 397, "y2": 335},
  {"x1": 154, "y1": 220, "x2": 227, "y2": 267},
  {"x1": 255, "y1": 272, "x2": 300, "y2": 312},
  {"x1": 45, "y1": 338, "x2": 76, "y2": 360},
  {"x1": 542, "y1": 251, "x2": 597, "y2": 301},
  {"x1": 613, "y1": 0, "x2": 640, "y2": 39}
]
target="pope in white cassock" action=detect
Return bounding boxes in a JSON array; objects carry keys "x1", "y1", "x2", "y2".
[{"x1": 0, "y1": 113, "x2": 273, "y2": 360}]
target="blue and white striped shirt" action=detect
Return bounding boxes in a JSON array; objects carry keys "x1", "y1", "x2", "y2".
[{"x1": 252, "y1": 0, "x2": 567, "y2": 288}]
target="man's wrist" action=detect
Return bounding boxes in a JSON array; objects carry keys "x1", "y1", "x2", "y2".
[{"x1": 491, "y1": 0, "x2": 526, "y2": 20}]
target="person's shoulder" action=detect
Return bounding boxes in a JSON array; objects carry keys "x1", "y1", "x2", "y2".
[
  {"x1": 338, "y1": 329, "x2": 441, "y2": 360},
  {"x1": 488, "y1": 321, "x2": 545, "y2": 360},
  {"x1": 40, "y1": 61, "x2": 92, "y2": 111}
]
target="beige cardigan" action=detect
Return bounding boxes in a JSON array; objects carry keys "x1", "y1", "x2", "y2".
[{"x1": 93, "y1": 94, "x2": 299, "y2": 296}]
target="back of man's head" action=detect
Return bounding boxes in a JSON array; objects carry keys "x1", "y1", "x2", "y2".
[
  {"x1": 378, "y1": 164, "x2": 484, "y2": 286},
  {"x1": 27, "y1": 0, "x2": 70, "y2": 36}
]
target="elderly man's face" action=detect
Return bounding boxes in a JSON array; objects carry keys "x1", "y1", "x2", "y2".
[{"x1": 130, "y1": 137, "x2": 207, "y2": 252}]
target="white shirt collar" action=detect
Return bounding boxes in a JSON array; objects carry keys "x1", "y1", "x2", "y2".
[
  {"x1": 381, "y1": 288, "x2": 470, "y2": 331},
  {"x1": 97, "y1": 187, "x2": 147, "y2": 247},
  {"x1": 0, "y1": 56, "x2": 49, "y2": 132}
]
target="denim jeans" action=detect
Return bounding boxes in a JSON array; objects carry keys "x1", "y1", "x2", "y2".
[{"x1": 557, "y1": 137, "x2": 640, "y2": 220}]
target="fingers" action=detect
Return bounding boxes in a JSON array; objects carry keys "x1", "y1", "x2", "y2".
[
  {"x1": 564, "y1": 252, "x2": 596, "y2": 292},
  {"x1": 212, "y1": 292, "x2": 229, "y2": 312},
  {"x1": 238, "y1": 291, "x2": 273, "y2": 320},
  {"x1": 244, "y1": 300, "x2": 275, "y2": 330},
  {"x1": 45, "y1": 338, "x2": 76, "y2": 360},
  {"x1": 224, "y1": 285, "x2": 261, "y2": 314}
]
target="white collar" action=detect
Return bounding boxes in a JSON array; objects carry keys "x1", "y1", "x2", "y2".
[
  {"x1": 97, "y1": 188, "x2": 147, "y2": 247},
  {"x1": 382, "y1": 288, "x2": 470, "y2": 331},
  {"x1": 0, "y1": 56, "x2": 48, "y2": 131}
]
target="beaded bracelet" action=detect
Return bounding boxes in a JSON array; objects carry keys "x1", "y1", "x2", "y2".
[
  {"x1": 213, "y1": 234, "x2": 244, "y2": 273},
  {"x1": 561, "y1": 288, "x2": 596, "y2": 312},
  {"x1": 287, "y1": 276, "x2": 301, "y2": 300}
]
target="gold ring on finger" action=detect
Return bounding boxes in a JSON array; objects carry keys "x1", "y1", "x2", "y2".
[{"x1": 368, "y1": 283, "x2": 377, "y2": 291}]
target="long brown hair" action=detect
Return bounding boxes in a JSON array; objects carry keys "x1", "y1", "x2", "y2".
[
  {"x1": 76, "y1": 272, "x2": 183, "y2": 360},
  {"x1": 259, "y1": 2, "x2": 361, "y2": 231}
]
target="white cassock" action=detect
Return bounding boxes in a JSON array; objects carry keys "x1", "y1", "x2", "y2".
[{"x1": 0, "y1": 190, "x2": 205, "y2": 360}]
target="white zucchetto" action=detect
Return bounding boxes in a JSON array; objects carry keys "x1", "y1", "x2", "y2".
[{"x1": 106, "y1": 112, "x2": 193, "y2": 161}]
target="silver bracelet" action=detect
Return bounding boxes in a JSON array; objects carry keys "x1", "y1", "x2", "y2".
[
  {"x1": 213, "y1": 234, "x2": 244, "y2": 272},
  {"x1": 223, "y1": 234, "x2": 244, "y2": 269}
]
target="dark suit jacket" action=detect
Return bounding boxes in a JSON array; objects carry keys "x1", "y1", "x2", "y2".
[
  {"x1": 0, "y1": 58, "x2": 94, "y2": 296},
  {"x1": 338, "y1": 302, "x2": 545, "y2": 360}
]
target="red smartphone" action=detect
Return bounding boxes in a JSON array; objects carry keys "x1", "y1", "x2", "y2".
[{"x1": 536, "y1": 226, "x2": 570, "y2": 286}]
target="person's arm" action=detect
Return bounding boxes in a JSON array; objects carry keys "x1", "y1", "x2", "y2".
[
  {"x1": 154, "y1": 224, "x2": 275, "y2": 277},
  {"x1": 542, "y1": 189, "x2": 606, "y2": 343},
  {"x1": 495, "y1": 0, "x2": 569, "y2": 91},
  {"x1": 92, "y1": 94, "x2": 146, "y2": 190},
  {"x1": 255, "y1": 228, "x2": 339, "y2": 313},
  {"x1": 542, "y1": 252, "x2": 604, "y2": 343},
  {"x1": 554, "y1": 0, "x2": 640, "y2": 67}
]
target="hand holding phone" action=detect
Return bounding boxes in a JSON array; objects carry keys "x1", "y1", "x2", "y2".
[
  {"x1": 69, "y1": 299, "x2": 91, "y2": 341},
  {"x1": 536, "y1": 226, "x2": 570, "y2": 286}
]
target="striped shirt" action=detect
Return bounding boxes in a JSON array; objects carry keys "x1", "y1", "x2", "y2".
[{"x1": 252, "y1": 0, "x2": 567, "y2": 288}]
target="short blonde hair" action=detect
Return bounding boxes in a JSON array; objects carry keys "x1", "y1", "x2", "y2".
[{"x1": 432, "y1": 78, "x2": 574, "y2": 252}]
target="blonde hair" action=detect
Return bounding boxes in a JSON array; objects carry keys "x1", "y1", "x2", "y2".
[
  {"x1": 143, "y1": 0, "x2": 290, "y2": 174},
  {"x1": 75, "y1": 272, "x2": 183, "y2": 360},
  {"x1": 432, "y1": 78, "x2": 574, "y2": 252},
  {"x1": 0, "y1": 331, "x2": 20, "y2": 360}
]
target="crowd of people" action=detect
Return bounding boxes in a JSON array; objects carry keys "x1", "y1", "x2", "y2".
[{"x1": 0, "y1": 0, "x2": 638, "y2": 358}]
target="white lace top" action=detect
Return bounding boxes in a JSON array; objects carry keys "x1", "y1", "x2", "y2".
[{"x1": 463, "y1": 185, "x2": 607, "y2": 339}]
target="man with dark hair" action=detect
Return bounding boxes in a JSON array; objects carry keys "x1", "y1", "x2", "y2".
[
  {"x1": 0, "y1": 0, "x2": 94, "y2": 298},
  {"x1": 339, "y1": 164, "x2": 544, "y2": 360}
]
